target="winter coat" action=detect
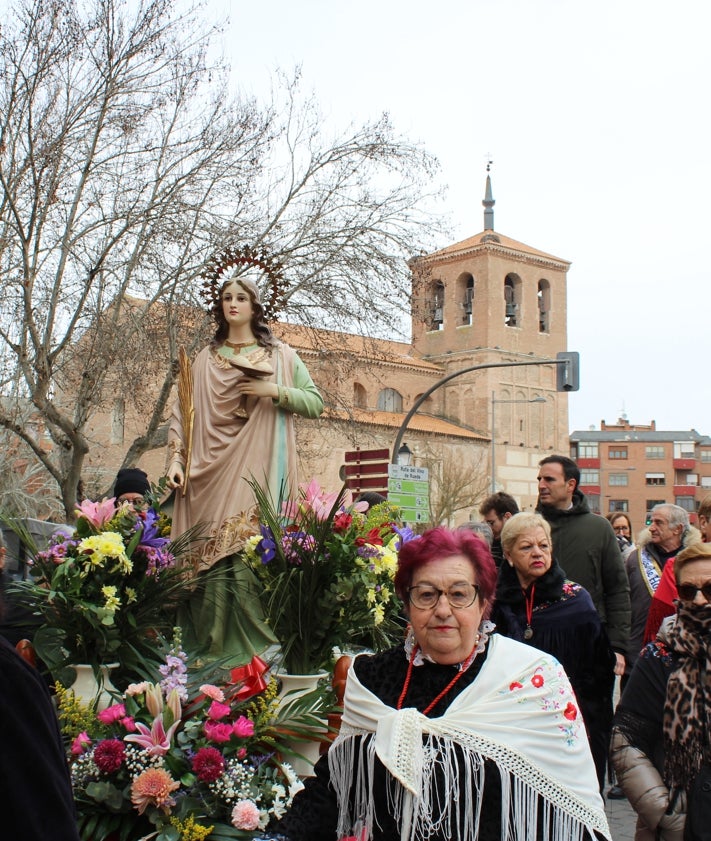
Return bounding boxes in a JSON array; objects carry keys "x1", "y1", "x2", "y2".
[
  {"x1": 625, "y1": 526, "x2": 700, "y2": 673},
  {"x1": 610, "y1": 619, "x2": 685, "y2": 841}
]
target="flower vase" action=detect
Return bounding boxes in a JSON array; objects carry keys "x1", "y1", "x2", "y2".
[
  {"x1": 276, "y1": 670, "x2": 328, "y2": 778},
  {"x1": 69, "y1": 663, "x2": 119, "y2": 711}
]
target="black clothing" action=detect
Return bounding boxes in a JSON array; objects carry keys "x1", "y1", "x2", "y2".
[{"x1": 0, "y1": 635, "x2": 80, "y2": 840}]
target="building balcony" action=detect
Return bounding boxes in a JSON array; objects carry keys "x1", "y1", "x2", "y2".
[
  {"x1": 674, "y1": 458, "x2": 696, "y2": 470},
  {"x1": 577, "y1": 458, "x2": 600, "y2": 469},
  {"x1": 673, "y1": 485, "x2": 697, "y2": 496},
  {"x1": 579, "y1": 483, "x2": 601, "y2": 495}
]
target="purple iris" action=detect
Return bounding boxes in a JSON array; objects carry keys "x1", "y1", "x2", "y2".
[
  {"x1": 137, "y1": 509, "x2": 170, "y2": 550},
  {"x1": 393, "y1": 525, "x2": 418, "y2": 550},
  {"x1": 257, "y1": 525, "x2": 277, "y2": 564}
]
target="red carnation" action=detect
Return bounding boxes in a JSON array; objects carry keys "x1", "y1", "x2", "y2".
[
  {"x1": 93, "y1": 738, "x2": 126, "y2": 773},
  {"x1": 192, "y1": 746, "x2": 225, "y2": 782}
]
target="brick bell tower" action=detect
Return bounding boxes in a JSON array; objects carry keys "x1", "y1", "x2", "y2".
[{"x1": 409, "y1": 169, "x2": 572, "y2": 508}]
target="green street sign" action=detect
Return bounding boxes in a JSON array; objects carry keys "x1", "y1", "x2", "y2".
[
  {"x1": 388, "y1": 493, "x2": 429, "y2": 509},
  {"x1": 400, "y1": 508, "x2": 430, "y2": 523},
  {"x1": 387, "y1": 478, "x2": 429, "y2": 495}
]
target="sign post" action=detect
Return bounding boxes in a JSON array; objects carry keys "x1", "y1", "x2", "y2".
[{"x1": 388, "y1": 464, "x2": 430, "y2": 524}]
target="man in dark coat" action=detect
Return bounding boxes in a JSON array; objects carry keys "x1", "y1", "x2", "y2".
[{"x1": 536, "y1": 455, "x2": 630, "y2": 669}]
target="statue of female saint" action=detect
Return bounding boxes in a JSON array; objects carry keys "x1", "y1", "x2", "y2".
[{"x1": 166, "y1": 269, "x2": 323, "y2": 666}]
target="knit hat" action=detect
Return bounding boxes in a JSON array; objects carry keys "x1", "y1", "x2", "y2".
[{"x1": 113, "y1": 468, "x2": 150, "y2": 500}]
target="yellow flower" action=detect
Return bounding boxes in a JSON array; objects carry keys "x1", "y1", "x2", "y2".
[
  {"x1": 366, "y1": 587, "x2": 377, "y2": 606},
  {"x1": 101, "y1": 585, "x2": 120, "y2": 611},
  {"x1": 169, "y1": 814, "x2": 214, "y2": 840},
  {"x1": 125, "y1": 586, "x2": 137, "y2": 604},
  {"x1": 378, "y1": 545, "x2": 398, "y2": 575},
  {"x1": 78, "y1": 532, "x2": 132, "y2": 575},
  {"x1": 373, "y1": 603, "x2": 385, "y2": 625},
  {"x1": 243, "y1": 534, "x2": 261, "y2": 562},
  {"x1": 380, "y1": 586, "x2": 391, "y2": 602}
]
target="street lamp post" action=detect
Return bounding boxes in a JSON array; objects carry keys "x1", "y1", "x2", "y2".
[{"x1": 490, "y1": 392, "x2": 547, "y2": 493}]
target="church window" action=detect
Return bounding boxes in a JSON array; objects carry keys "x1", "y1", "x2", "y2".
[
  {"x1": 504, "y1": 274, "x2": 520, "y2": 327},
  {"x1": 377, "y1": 388, "x2": 403, "y2": 412},
  {"x1": 353, "y1": 383, "x2": 367, "y2": 409},
  {"x1": 430, "y1": 281, "x2": 444, "y2": 330},
  {"x1": 457, "y1": 272, "x2": 474, "y2": 326},
  {"x1": 538, "y1": 279, "x2": 551, "y2": 333}
]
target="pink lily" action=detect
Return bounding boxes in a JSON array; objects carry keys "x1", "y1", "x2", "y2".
[
  {"x1": 145, "y1": 683, "x2": 164, "y2": 717},
  {"x1": 166, "y1": 688, "x2": 182, "y2": 724},
  {"x1": 124, "y1": 715, "x2": 179, "y2": 756},
  {"x1": 74, "y1": 497, "x2": 117, "y2": 530},
  {"x1": 298, "y1": 478, "x2": 340, "y2": 522}
]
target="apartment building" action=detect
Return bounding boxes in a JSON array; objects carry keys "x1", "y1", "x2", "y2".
[{"x1": 570, "y1": 417, "x2": 711, "y2": 532}]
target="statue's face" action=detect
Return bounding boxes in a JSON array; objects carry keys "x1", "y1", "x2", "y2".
[{"x1": 221, "y1": 281, "x2": 254, "y2": 329}]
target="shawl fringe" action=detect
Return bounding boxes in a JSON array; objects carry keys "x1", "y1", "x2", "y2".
[{"x1": 329, "y1": 724, "x2": 607, "y2": 841}]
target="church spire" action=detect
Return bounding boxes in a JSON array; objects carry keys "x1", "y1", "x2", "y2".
[{"x1": 483, "y1": 159, "x2": 495, "y2": 231}]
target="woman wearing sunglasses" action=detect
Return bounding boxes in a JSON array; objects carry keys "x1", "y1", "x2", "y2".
[{"x1": 611, "y1": 542, "x2": 711, "y2": 840}]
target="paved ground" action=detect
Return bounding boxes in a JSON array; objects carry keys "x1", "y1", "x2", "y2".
[{"x1": 605, "y1": 792, "x2": 636, "y2": 841}]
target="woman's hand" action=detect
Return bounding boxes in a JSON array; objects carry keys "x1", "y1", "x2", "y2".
[
  {"x1": 235, "y1": 377, "x2": 279, "y2": 400},
  {"x1": 166, "y1": 461, "x2": 185, "y2": 490}
]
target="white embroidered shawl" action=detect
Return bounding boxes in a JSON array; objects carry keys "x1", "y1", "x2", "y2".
[{"x1": 328, "y1": 634, "x2": 610, "y2": 841}]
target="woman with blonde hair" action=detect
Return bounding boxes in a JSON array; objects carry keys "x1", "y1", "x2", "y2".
[{"x1": 492, "y1": 512, "x2": 616, "y2": 790}]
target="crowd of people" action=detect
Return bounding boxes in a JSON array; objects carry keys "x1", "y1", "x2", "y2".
[{"x1": 2, "y1": 267, "x2": 709, "y2": 839}]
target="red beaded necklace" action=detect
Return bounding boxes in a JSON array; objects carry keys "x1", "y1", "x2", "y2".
[{"x1": 396, "y1": 637, "x2": 480, "y2": 716}]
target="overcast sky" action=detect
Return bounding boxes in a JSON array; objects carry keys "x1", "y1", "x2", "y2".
[{"x1": 210, "y1": 0, "x2": 710, "y2": 436}]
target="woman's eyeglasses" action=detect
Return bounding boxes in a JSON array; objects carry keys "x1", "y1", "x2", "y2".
[
  {"x1": 677, "y1": 582, "x2": 711, "y2": 603},
  {"x1": 407, "y1": 583, "x2": 479, "y2": 610}
]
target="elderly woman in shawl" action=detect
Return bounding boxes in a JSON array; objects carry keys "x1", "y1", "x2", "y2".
[
  {"x1": 257, "y1": 526, "x2": 610, "y2": 841},
  {"x1": 166, "y1": 272, "x2": 323, "y2": 667},
  {"x1": 492, "y1": 512, "x2": 616, "y2": 791},
  {"x1": 611, "y1": 542, "x2": 711, "y2": 840}
]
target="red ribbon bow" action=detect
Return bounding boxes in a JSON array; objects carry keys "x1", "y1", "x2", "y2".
[{"x1": 230, "y1": 654, "x2": 269, "y2": 701}]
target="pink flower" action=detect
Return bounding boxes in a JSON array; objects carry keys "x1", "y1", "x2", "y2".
[
  {"x1": 192, "y1": 746, "x2": 225, "y2": 782},
  {"x1": 204, "y1": 720, "x2": 234, "y2": 743},
  {"x1": 199, "y1": 684, "x2": 225, "y2": 702},
  {"x1": 233, "y1": 715, "x2": 255, "y2": 738},
  {"x1": 75, "y1": 497, "x2": 116, "y2": 529},
  {"x1": 207, "y1": 700, "x2": 231, "y2": 720},
  {"x1": 71, "y1": 731, "x2": 92, "y2": 755},
  {"x1": 121, "y1": 716, "x2": 136, "y2": 732},
  {"x1": 125, "y1": 682, "x2": 151, "y2": 696},
  {"x1": 237, "y1": 747, "x2": 247, "y2": 759},
  {"x1": 231, "y1": 799, "x2": 261, "y2": 830},
  {"x1": 124, "y1": 715, "x2": 179, "y2": 756},
  {"x1": 97, "y1": 703, "x2": 127, "y2": 724},
  {"x1": 93, "y1": 738, "x2": 126, "y2": 773}
]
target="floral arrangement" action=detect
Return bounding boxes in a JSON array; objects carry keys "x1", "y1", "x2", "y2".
[
  {"x1": 243, "y1": 479, "x2": 413, "y2": 675},
  {"x1": 60, "y1": 631, "x2": 307, "y2": 841},
  {"x1": 11, "y1": 497, "x2": 191, "y2": 682}
]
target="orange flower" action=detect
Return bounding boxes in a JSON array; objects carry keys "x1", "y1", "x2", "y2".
[{"x1": 130, "y1": 768, "x2": 180, "y2": 815}]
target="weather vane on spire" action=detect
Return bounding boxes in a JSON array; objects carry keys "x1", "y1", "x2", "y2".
[{"x1": 485, "y1": 154, "x2": 494, "y2": 174}]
